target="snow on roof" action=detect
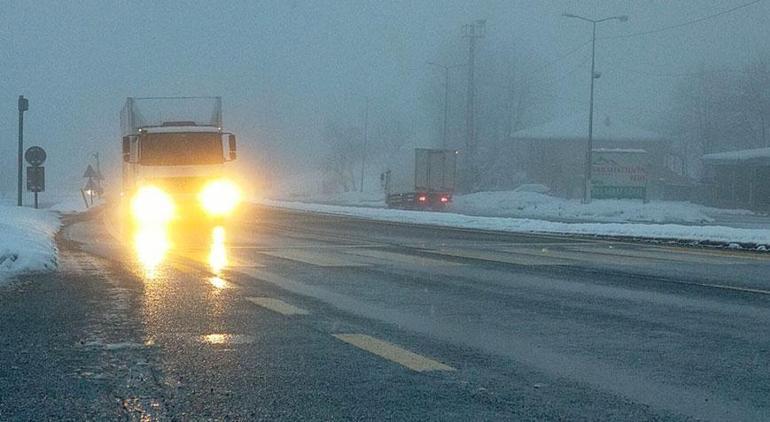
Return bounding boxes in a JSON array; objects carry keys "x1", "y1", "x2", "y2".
[
  {"x1": 512, "y1": 114, "x2": 664, "y2": 142},
  {"x1": 702, "y1": 147, "x2": 770, "y2": 165}
]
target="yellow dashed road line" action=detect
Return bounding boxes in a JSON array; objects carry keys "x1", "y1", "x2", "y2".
[
  {"x1": 333, "y1": 334, "x2": 455, "y2": 372},
  {"x1": 245, "y1": 296, "x2": 310, "y2": 315}
]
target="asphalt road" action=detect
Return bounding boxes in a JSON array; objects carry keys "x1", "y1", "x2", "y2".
[{"x1": 2, "y1": 204, "x2": 770, "y2": 420}]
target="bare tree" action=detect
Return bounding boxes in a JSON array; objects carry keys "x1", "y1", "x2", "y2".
[
  {"x1": 322, "y1": 121, "x2": 363, "y2": 192},
  {"x1": 666, "y1": 60, "x2": 770, "y2": 177}
]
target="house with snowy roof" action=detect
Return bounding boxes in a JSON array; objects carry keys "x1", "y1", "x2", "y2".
[
  {"x1": 506, "y1": 113, "x2": 682, "y2": 199},
  {"x1": 702, "y1": 147, "x2": 770, "y2": 210}
]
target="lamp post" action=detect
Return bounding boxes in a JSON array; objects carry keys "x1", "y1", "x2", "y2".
[
  {"x1": 359, "y1": 96, "x2": 369, "y2": 193},
  {"x1": 562, "y1": 12, "x2": 627, "y2": 203},
  {"x1": 428, "y1": 62, "x2": 465, "y2": 149},
  {"x1": 462, "y1": 19, "x2": 485, "y2": 191}
]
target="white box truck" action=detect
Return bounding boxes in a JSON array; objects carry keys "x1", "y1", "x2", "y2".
[
  {"x1": 120, "y1": 97, "x2": 240, "y2": 226},
  {"x1": 383, "y1": 148, "x2": 457, "y2": 210}
]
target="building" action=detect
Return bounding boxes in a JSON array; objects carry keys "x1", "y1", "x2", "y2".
[
  {"x1": 702, "y1": 147, "x2": 770, "y2": 210},
  {"x1": 505, "y1": 113, "x2": 685, "y2": 199}
]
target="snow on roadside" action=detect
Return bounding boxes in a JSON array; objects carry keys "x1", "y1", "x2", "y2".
[
  {"x1": 259, "y1": 199, "x2": 770, "y2": 248},
  {"x1": 451, "y1": 190, "x2": 753, "y2": 224},
  {"x1": 0, "y1": 205, "x2": 61, "y2": 284},
  {"x1": 270, "y1": 189, "x2": 754, "y2": 225},
  {"x1": 49, "y1": 195, "x2": 103, "y2": 214}
]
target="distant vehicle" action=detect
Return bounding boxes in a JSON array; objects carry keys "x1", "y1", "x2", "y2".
[
  {"x1": 120, "y1": 97, "x2": 240, "y2": 227},
  {"x1": 383, "y1": 148, "x2": 457, "y2": 210}
]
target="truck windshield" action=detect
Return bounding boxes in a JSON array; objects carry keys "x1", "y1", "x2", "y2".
[{"x1": 139, "y1": 132, "x2": 223, "y2": 166}]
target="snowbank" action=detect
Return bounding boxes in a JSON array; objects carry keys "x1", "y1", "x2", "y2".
[
  {"x1": 259, "y1": 199, "x2": 770, "y2": 248},
  {"x1": 0, "y1": 205, "x2": 61, "y2": 283},
  {"x1": 452, "y1": 191, "x2": 751, "y2": 224}
]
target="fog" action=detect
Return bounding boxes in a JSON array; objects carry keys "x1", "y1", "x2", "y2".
[{"x1": 1, "y1": 0, "x2": 768, "y2": 201}]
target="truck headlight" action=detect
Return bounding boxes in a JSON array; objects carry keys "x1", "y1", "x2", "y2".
[
  {"x1": 199, "y1": 180, "x2": 240, "y2": 216},
  {"x1": 132, "y1": 186, "x2": 174, "y2": 224}
]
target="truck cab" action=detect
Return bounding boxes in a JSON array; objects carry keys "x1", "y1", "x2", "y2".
[{"x1": 120, "y1": 97, "x2": 240, "y2": 229}]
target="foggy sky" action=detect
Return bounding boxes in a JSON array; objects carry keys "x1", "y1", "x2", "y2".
[{"x1": 1, "y1": 0, "x2": 768, "y2": 197}]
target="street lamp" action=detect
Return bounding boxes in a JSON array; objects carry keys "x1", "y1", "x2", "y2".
[
  {"x1": 563, "y1": 12, "x2": 628, "y2": 203},
  {"x1": 360, "y1": 96, "x2": 369, "y2": 193},
  {"x1": 427, "y1": 62, "x2": 466, "y2": 149}
]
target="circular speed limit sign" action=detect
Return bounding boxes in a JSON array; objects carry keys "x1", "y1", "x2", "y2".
[{"x1": 25, "y1": 146, "x2": 46, "y2": 166}]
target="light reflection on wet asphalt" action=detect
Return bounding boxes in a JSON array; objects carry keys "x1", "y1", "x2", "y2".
[
  {"x1": 133, "y1": 224, "x2": 171, "y2": 279},
  {"x1": 132, "y1": 223, "x2": 229, "y2": 281}
]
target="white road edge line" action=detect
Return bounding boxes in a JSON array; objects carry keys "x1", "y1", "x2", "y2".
[
  {"x1": 245, "y1": 297, "x2": 309, "y2": 315},
  {"x1": 333, "y1": 334, "x2": 455, "y2": 372}
]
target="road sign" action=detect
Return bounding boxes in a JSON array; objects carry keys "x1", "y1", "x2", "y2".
[
  {"x1": 591, "y1": 149, "x2": 648, "y2": 200},
  {"x1": 25, "y1": 146, "x2": 46, "y2": 166},
  {"x1": 84, "y1": 177, "x2": 97, "y2": 191},
  {"x1": 83, "y1": 164, "x2": 97, "y2": 178},
  {"x1": 27, "y1": 166, "x2": 45, "y2": 192}
]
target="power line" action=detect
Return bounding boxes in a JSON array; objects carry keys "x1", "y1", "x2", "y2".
[
  {"x1": 603, "y1": 0, "x2": 764, "y2": 40},
  {"x1": 611, "y1": 64, "x2": 750, "y2": 78},
  {"x1": 528, "y1": 39, "x2": 592, "y2": 77},
  {"x1": 528, "y1": 53, "x2": 592, "y2": 89}
]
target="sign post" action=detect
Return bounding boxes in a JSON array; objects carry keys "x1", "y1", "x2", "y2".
[
  {"x1": 17, "y1": 96, "x2": 29, "y2": 206},
  {"x1": 591, "y1": 149, "x2": 648, "y2": 200},
  {"x1": 24, "y1": 146, "x2": 46, "y2": 209},
  {"x1": 83, "y1": 164, "x2": 97, "y2": 205}
]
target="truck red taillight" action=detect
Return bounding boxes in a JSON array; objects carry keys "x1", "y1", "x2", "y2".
[
  {"x1": 440, "y1": 196, "x2": 449, "y2": 203},
  {"x1": 418, "y1": 195, "x2": 427, "y2": 202}
]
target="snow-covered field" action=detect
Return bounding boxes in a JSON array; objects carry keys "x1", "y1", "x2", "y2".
[
  {"x1": 0, "y1": 205, "x2": 61, "y2": 284},
  {"x1": 260, "y1": 197, "x2": 770, "y2": 249}
]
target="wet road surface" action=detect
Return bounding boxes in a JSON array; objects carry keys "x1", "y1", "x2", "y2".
[{"x1": 1, "y1": 204, "x2": 770, "y2": 420}]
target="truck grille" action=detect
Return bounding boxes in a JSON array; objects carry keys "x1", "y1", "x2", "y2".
[{"x1": 149, "y1": 177, "x2": 207, "y2": 194}]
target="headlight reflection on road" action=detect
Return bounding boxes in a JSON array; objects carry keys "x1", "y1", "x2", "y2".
[
  {"x1": 209, "y1": 226, "x2": 228, "y2": 274},
  {"x1": 209, "y1": 276, "x2": 227, "y2": 289},
  {"x1": 208, "y1": 226, "x2": 229, "y2": 289},
  {"x1": 134, "y1": 224, "x2": 171, "y2": 279}
]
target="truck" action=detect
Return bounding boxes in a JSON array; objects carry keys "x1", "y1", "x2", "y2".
[
  {"x1": 120, "y1": 96, "x2": 239, "y2": 227},
  {"x1": 383, "y1": 148, "x2": 457, "y2": 210}
]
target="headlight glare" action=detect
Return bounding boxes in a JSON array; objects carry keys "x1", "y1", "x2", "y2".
[
  {"x1": 131, "y1": 186, "x2": 174, "y2": 224},
  {"x1": 199, "y1": 180, "x2": 240, "y2": 216}
]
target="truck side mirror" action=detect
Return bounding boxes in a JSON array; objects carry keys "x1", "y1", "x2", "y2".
[
  {"x1": 228, "y1": 134, "x2": 237, "y2": 160},
  {"x1": 122, "y1": 136, "x2": 130, "y2": 162}
]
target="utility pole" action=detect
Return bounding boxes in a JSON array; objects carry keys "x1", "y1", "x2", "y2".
[
  {"x1": 428, "y1": 62, "x2": 466, "y2": 149},
  {"x1": 441, "y1": 66, "x2": 450, "y2": 149},
  {"x1": 17, "y1": 96, "x2": 29, "y2": 207},
  {"x1": 562, "y1": 13, "x2": 628, "y2": 203},
  {"x1": 463, "y1": 20, "x2": 485, "y2": 191},
  {"x1": 359, "y1": 96, "x2": 369, "y2": 193}
]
